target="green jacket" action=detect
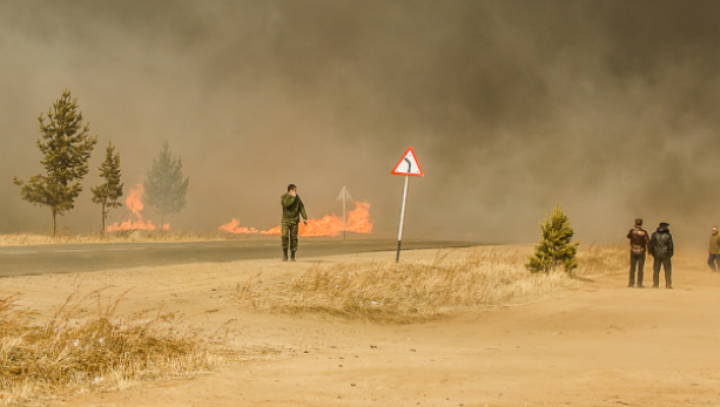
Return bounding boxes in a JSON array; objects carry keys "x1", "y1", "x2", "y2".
[
  {"x1": 710, "y1": 232, "x2": 720, "y2": 254},
  {"x1": 281, "y1": 193, "x2": 308, "y2": 225}
]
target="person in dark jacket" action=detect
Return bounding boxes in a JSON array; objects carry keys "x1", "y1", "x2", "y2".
[
  {"x1": 626, "y1": 218, "x2": 650, "y2": 287},
  {"x1": 708, "y1": 226, "x2": 720, "y2": 272},
  {"x1": 649, "y1": 222, "x2": 674, "y2": 289},
  {"x1": 280, "y1": 184, "x2": 308, "y2": 262}
]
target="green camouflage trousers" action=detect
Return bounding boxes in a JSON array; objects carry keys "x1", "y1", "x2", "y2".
[{"x1": 281, "y1": 223, "x2": 299, "y2": 251}]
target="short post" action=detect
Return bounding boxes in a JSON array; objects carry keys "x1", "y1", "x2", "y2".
[{"x1": 396, "y1": 175, "x2": 410, "y2": 263}]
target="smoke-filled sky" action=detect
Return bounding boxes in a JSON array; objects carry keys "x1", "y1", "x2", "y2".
[{"x1": 1, "y1": 0, "x2": 720, "y2": 246}]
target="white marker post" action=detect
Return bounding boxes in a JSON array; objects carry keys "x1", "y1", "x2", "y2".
[
  {"x1": 391, "y1": 147, "x2": 424, "y2": 263},
  {"x1": 336, "y1": 186, "x2": 353, "y2": 240}
]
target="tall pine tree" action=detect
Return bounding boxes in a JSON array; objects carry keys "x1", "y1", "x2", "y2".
[
  {"x1": 13, "y1": 89, "x2": 98, "y2": 237},
  {"x1": 144, "y1": 140, "x2": 189, "y2": 229},
  {"x1": 526, "y1": 204, "x2": 580, "y2": 274},
  {"x1": 91, "y1": 142, "x2": 124, "y2": 237}
]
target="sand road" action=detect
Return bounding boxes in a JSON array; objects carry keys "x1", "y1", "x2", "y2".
[{"x1": 3, "y1": 245, "x2": 719, "y2": 407}]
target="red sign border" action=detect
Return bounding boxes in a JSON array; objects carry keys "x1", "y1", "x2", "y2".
[{"x1": 391, "y1": 146, "x2": 424, "y2": 177}]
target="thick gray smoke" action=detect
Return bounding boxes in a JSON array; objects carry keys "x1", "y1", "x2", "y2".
[{"x1": 1, "y1": 1, "x2": 719, "y2": 246}]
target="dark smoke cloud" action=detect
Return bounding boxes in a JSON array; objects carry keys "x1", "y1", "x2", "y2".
[{"x1": 1, "y1": 0, "x2": 720, "y2": 246}]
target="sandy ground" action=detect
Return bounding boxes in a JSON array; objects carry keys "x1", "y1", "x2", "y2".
[{"x1": 2, "y1": 245, "x2": 719, "y2": 407}]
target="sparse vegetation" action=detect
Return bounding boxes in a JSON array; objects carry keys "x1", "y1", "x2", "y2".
[
  {"x1": 575, "y1": 243, "x2": 626, "y2": 277},
  {"x1": 233, "y1": 249, "x2": 581, "y2": 323},
  {"x1": 13, "y1": 89, "x2": 98, "y2": 237},
  {"x1": 0, "y1": 288, "x2": 234, "y2": 406},
  {"x1": 0, "y1": 231, "x2": 252, "y2": 246},
  {"x1": 526, "y1": 204, "x2": 580, "y2": 274}
]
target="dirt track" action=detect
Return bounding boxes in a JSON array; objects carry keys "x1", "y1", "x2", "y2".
[{"x1": 3, "y1": 245, "x2": 719, "y2": 407}]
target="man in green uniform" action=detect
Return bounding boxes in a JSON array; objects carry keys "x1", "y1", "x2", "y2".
[
  {"x1": 708, "y1": 226, "x2": 720, "y2": 271},
  {"x1": 281, "y1": 184, "x2": 308, "y2": 262}
]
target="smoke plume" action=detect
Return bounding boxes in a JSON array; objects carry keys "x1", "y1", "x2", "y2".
[{"x1": 1, "y1": 0, "x2": 720, "y2": 246}]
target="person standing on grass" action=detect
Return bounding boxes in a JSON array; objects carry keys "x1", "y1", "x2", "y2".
[
  {"x1": 650, "y1": 222, "x2": 674, "y2": 289},
  {"x1": 281, "y1": 184, "x2": 308, "y2": 262},
  {"x1": 708, "y1": 226, "x2": 720, "y2": 272},
  {"x1": 626, "y1": 218, "x2": 650, "y2": 288}
]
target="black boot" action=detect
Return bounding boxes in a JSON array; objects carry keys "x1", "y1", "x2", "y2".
[
  {"x1": 282, "y1": 248, "x2": 289, "y2": 262},
  {"x1": 291, "y1": 251, "x2": 296, "y2": 262}
]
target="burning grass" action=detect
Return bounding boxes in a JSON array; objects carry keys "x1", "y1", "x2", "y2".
[
  {"x1": 219, "y1": 201, "x2": 374, "y2": 237},
  {"x1": 233, "y1": 249, "x2": 583, "y2": 323},
  {"x1": 0, "y1": 288, "x2": 235, "y2": 406}
]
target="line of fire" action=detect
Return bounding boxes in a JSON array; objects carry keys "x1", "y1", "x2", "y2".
[{"x1": 107, "y1": 184, "x2": 373, "y2": 237}]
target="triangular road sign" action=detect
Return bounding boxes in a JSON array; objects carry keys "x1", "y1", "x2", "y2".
[
  {"x1": 336, "y1": 186, "x2": 353, "y2": 202},
  {"x1": 391, "y1": 147, "x2": 424, "y2": 177}
]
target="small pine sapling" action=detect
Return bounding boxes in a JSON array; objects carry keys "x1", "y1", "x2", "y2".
[{"x1": 526, "y1": 204, "x2": 580, "y2": 274}]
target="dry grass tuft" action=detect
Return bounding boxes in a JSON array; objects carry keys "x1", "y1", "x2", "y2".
[
  {"x1": 0, "y1": 288, "x2": 235, "y2": 406},
  {"x1": 233, "y1": 249, "x2": 582, "y2": 323}
]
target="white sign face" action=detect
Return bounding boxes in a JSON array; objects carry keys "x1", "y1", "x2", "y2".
[
  {"x1": 391, "y1": 147, "x2": 424, "y2": 177},
  {"x1": 336, "y1": 186, "x2": 353, "y2": 202}
]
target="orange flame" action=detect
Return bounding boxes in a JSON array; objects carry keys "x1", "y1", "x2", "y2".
[
  {"x1": 218, "y1": 201, "x2": 373, "y2": 237},
  {"x1": 106, "y1": 184, "x2": 169, "y2": 232},
  {"x1": 344, "y1": 201, "x2": 372, "y2": 234},
  {"x1": 218, "y1": 219, "x2": 258, "y2": 234},
  {"x1": 260, "y1": 225, "x2": 282, "y2": 235}
]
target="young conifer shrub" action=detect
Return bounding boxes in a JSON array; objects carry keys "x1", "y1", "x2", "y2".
[{"x1": 526, "y1": 204, "x2": 579, "y2": 274}]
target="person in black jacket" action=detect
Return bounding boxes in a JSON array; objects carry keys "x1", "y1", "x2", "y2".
[{"x1": 649, "y1": 222, "x2": 674, "y2": 289}]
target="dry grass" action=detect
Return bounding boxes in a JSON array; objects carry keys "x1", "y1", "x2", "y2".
[
  {"x1": 0, "y1": 231, "x2": 246, "y2": 246},
  {"x1": 575, "y1": 243, "x2": 627, "y2": 277},
  {"x1": 0, "y1": 288, "x2": 236, "y2": 406},
  {"x1": 233, "y1": 249, "x2": 584, "y2": 323},
  {"x1": 233, "y1": 245, "x2": 627, "y2": 322}
]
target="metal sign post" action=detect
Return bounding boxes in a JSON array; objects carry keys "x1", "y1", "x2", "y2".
[
  {"x1": 391, "y1": 147, "x2": 424, "y2": 263},
  {"x1": 336, "y1": 186, "x2": 353, "y2": 240},
  {"x1": 396, "y1": 175, "x2": 410, "y2": 262}
]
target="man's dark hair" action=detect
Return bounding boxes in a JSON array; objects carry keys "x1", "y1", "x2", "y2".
[
  {"x1": 635, "y1": 218, "x2": 643, "y2": 226},
  {"x1": 287, "y1": 184, "x2": 297, "y2": 192}
]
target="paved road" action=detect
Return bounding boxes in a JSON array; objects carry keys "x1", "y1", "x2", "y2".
[{"x1": 0, "y1": 239, "x2": 478, "y2": 277}]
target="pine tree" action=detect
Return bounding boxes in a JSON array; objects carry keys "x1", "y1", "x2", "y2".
[
  {"x1": 13, "y1": 89, "x2": 98, "y2": 237},
  {"x1": 143, "y1": 140, "x2": 189, "y2": 229},
  {"x1": 91, "y1": 142, "x2": 124, "y2": 237},
  {"x1": 526, "y1": 204, "x2": 580, "y2": 274}
]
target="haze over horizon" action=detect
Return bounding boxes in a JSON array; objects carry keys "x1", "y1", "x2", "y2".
[{"x1": 1, "y1": 0, "x2": 719, "y2": 246}]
